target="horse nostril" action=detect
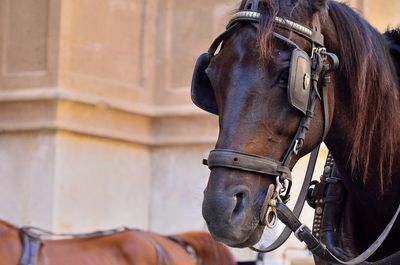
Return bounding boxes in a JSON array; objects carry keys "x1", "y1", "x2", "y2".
[{"x1": 232, "y1": 192, "x2": 246, "y2": 217}]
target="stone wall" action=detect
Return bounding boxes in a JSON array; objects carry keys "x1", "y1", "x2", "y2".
[{"x1": 0, "y1": 0, "x2": 398, "y2": 263}]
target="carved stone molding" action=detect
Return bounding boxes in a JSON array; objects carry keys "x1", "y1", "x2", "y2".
[
  {"x1": 0, "y1": 87, "x2": 218, "y2": 146},
  {"x1": 0, "y1": 0, "x2": 60, "y2": 89}
]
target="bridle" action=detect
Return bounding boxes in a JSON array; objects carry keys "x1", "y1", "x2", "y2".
[
  {"x1": 197, "y1": 1, "x2": 400, "y2": 264},
  {"x1": 202, "y1": 0, "x2": 337, "y2": 247}
]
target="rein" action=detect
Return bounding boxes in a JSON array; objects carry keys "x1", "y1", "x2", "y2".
[{"x1": 277, "y1": 155, "x2": 400, "y2": 265}]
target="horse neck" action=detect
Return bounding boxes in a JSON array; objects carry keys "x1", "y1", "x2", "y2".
[
  {"x1": 0, "y1": 220, "x2": 21, "y2": 263},
  {"x1": 0, "y1": 220, "x2": 18, "y2": 234},
  {"x1": 175, "y1": 232, "x2": 235, "y2": 265},
  {"x1": 0, "y1": 220, "x2": 19, "y2": 241}
]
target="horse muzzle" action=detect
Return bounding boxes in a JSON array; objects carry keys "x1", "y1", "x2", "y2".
[{"x1": 202, "y1": 169, "x2": 268, "y2": 247}]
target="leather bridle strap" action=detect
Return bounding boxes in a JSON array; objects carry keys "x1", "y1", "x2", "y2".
[
  {"x1": 204, "y1": 150, "x2": 291, "y2": 181},
  {"x1": 277, "y1": 201, "x2": 400, "y2": 265},
  {"x1": 202, "y1": 5, "x2": 331, "y2": 253},
  {"x1": 250, "y1": 145, "x2": 320, "y2": 252},
  {"x1": 249, "y1": 66, "x2": 324, "y2": 252}
]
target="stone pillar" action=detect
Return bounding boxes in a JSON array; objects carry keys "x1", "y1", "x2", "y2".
[
  {"x1": 148, "y1": 0, "x2": 234, "y2": 229},
  {"x1": 0, "y1": 0, "x2": 61, "y2": 228}
]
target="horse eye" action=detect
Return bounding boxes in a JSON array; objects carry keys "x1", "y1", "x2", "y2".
[{"x1": 277, "y1": 68, "x2": 290, "y2": 87}]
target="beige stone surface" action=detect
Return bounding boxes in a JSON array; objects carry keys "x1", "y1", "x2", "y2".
[
  {"x1": 152, "y1": 115, "x2": 218, "y2": 145},
  {"x1": 340, "y1": 0, "x2": 400, "y2": 32},
  {"x1": 59, "y1": 0, "x2": 159, "y2": 106},
  {"x1": 0, "y1": 93, "x2": 218, "y2": 146},
  {"x1": 153, "y1": 0, "x2": 238, "y2": 106},
  {"x1": 149, "y1": 145, "x2": 212, "y2": 233},
  {"x1": 0, "y1": 132, "x2": 56, "y2": 229},
  {"x1": 290, "y1": 258, "x2": 314, "y2": 265},
  {"x1": 363, "y1": 0, "x2": 400, "y2": 31},
  {"x1": 56, "y1": 100, "x2": 154, "y2": 145},
  {"x1": 0, "y1": 0, "x2": 60, "y2": 89},
  {"x1": 53, "y1": 132, "x2": 152, "y2": 232},
  {"x1": 0, "y1": 100, "x2": 57, "y2": 132}
]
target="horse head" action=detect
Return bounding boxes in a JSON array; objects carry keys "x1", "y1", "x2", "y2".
[{"x1": 194, "y1": 0, "x2": 338, "y2": 247}]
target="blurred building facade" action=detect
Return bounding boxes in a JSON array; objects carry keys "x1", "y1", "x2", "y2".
[{"x1": 0, "y1": 0, "x2": 398, "y2": 263}]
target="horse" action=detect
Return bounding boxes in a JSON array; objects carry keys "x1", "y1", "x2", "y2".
[
  {"x1": 0, "y1": 220, "x2": 235, "y2": 265},
  {"x1": 192, "y1": 0, "x2": 400, "y2": 263}
]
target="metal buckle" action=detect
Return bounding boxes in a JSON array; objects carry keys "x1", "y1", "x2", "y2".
[
  {"x1": 293, "y1": 139, "x2": 300, "y2": 155},
  {"x1": 311, "y1": 47, "x2": 326, "y2": 58},
  {"x1": 262, "y1": 177, "x2": 285, "y2": 228},
  {"x1": 294, "y1": 224, "x2": 307, "y2": 241},
  {"x1": 275, "y1": 176, "x2": 284, "y2": 202}
]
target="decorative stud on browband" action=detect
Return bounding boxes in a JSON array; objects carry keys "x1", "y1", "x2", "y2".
[
  {"x1": 226, "y1": 11, "x2": 261, "y2": 29},
  {"x1": 274, "y1": 17, "x2": 313, "y2": 37}
]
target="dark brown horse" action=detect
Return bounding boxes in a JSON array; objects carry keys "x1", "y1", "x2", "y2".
[
  {"x1": 196, "y1": 0, "x2": 400, "y2": 263},
  {"x1": 0, "y1": 220, "x2": 235, "y2": 265}
]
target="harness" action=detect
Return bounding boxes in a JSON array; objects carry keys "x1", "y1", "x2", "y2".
[
  {"x1": 167, "y1": 236, "x2": 200, "y2": 265},
  {"x1": 17, "y1": 227, "x2": 193, "y2": 265},
  {"x1": 18, "y1": 226, "x2": 135, "y2": 265},
  {"x1": 192, "y1": 0, "x2": 400, "y2": 264}
]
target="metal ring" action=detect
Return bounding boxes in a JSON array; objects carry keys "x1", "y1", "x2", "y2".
[{"x1": 265, "y1": 207, "x2": 278, "y2": 229}]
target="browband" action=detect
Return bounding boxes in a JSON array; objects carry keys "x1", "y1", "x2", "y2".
[{"x1": 227, "y1": 10, "x2": 324, "y2": 47}]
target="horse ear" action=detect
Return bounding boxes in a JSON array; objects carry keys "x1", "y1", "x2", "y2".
[{"x1": 312, "y1": 0, "x2": 329, "y2": 12}]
